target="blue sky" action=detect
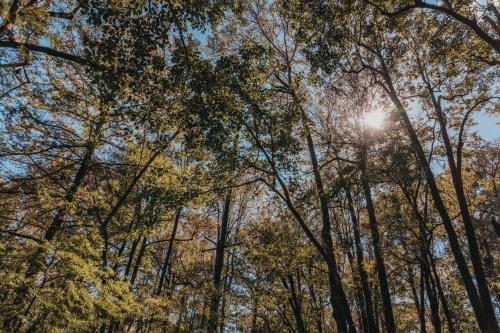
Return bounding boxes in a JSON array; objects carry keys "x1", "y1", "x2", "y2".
[{"x1": 474, "y1": 111, "x2": 499, "y2": 141}]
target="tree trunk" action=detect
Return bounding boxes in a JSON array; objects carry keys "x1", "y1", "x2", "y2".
[
  {"x1": 408, "y1": 266, "x2": 425, "y2": 333},
  {"x1": 400, "y1": 177, "x2": 457, "y2": 333},
  {"x1": 419, "y1": 266, "x2": 426, "y2": 333},
  {"x1": 346, "y1": 188, "x2": 379, "y2": 333},
  {"x1": 125, "y1": 236, "x2": 140, "y2": 278},
  {"x1": 379, "y1": 64, "x2": 493, "y2": 332},
  {"x1": 130, "y1": 237, "x2": 147, "y2": 286},
  {"x1": 207, "y1": 192, "x2": 231, "y2": 333},
  {"x1": 426, "y1": 82, "x2": 498, "y2": 328},
  {"x1": 282, "y1": 275, "x2": 307, "y2": 333},
  {"x1": 156, "y1": 208, "x2": 182, "y2": 295},
  {"x1": 303, "y1": 267, "x2": 324, "y2": 333},
  {"x1": 423, "y1": 261, "x2": 441, "y2": 333},
  {"x1": 429, "y1": 251, "x2": 457, "y2": 333},
  {"x1": 360, "y1": 145, "x2": 397, "y2": 333},
  {"x1": 302, "y1": 111, "x2": 356, "y2": 333}
]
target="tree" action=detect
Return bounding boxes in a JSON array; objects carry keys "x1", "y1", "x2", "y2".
[{"x1": 1, "y1": 0, "x2": 498, "y2": 332}]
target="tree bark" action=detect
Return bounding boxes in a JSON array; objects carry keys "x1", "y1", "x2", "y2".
[
  {"x1": 125, "y1": 236, "x2": 140, "y2": 278},
  {"x1": 423, "y1": 261, "x2": 441, "y2": 333},
  {"x1": 156, "y1": 208, "x2": 182, "y2": 295},
  {"x1": 360, "y1": 145, "x2": 397, "y2": 333},
  {"x1": 429, "y1": 252, "x2": 457, "y2": 333},
  {"x1": 129, "y1": 237, "x2": 147, "y2": 286},
  {"x1": 408, "y1": 266, "x2": 425, "y2": 333},
  {"x1": 282, "y1": 275, "x2": 307, "y2": 333},
  {"x1": 207, "y1": 192, "x2": 231, "y2": 333},
  {"x1": 346, "y1": 188, "x2": 379, "y2": 333}
]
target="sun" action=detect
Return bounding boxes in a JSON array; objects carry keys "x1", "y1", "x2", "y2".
[{"x1": 363, "y1": 109, "x2": 386, "y2": 129}]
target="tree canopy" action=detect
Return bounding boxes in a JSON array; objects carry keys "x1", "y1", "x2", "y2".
[{"x1": 0, "y1": 1, "x2": 499, "y2": 332}]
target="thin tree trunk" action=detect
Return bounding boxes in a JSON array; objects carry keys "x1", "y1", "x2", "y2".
[
  {"x1": 346, "y1": 188, "x2": 378, "y2": 333},
  {"x1": 4, "y1": 114, "x2": 105, "y2": 330},
  {"x1": 378, "y1": 63, "x2": 492, "y2": 332},
  {"x1": 346, "y1": 249, "x2": 368, "y2": 333},
  {"x1": 130, "y1": 237, "x2": 147, "y2": 286},
  {"x1": 301, "y1": 110, "x2": 356, "y2": 333},
  {"x1": 399, "y1": 177, "x2": 457, "y2": 333},
  {"x1": 424, "y1": 79, "x2": 498, "y2": 328},
  {"x1": 428, "y1": 251, "x2": 457, "y2": 333},
  {"x1": 220, "y1": 249, "x2": 235, "y2": 333},
  {"x1": 409, "y1": 266, "x2": 425, "y2": 333},
  {"x1": 360, "y1": 145, "x2": 397, "y2": 333},
  {"x1": 208, "y1": 192, "x2": 231, "y2": 333},
  {"x1": 303, "y1": 267, "x2": 323, "y2": 333},
  {"x1": 423, "y1": 261, "x2": 441, "y2": 333},
  {"x1": 200, "y1": 300, "x2": 208, "y2": 330},
  {"x1": 125, "y1": 236, "x2": 140, "y2": 278},
  {"x1": 282, "y1": 275, "x2": 307, "y2": 333},
  {"x1": 156, "y1": 208, "x2": 182, "y2": 295},
  {"x1": 241, "y1": 90, "x2": 354, "y2": 332},
  {"x1": 419, "y1": 266, "x2": 427, "y2": 333},
  {"x1": 113, "y1": 202, "x2": 141, "y2": 272},
  {"x1": 238, "y1": 94, "x2": 349, "y2": 330},
  {"x1": 414, "y1": 192, "x2": 441, "y2": 333},
  {"x1": 373, "y1": 282, "x2": 381, "y2": 332},
  {"x1": 251, "y1": 297, "x2": 258, "y2": 333}
]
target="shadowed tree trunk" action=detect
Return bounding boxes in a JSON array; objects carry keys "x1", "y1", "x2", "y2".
[
  {"x1": 419, "y1": 266, "x2": 426, "y2": 333},
  {"x1": 378, "y1": 60, "x2": 495, "y2": 332},
  {"x1": 360, "y1": 144, "x2": 397, "y2": 333},
  {"x1": 301, "y1": 107, "x2": 356, "y2": 333},
  {"x1": 130, "y1": 237, "x2": 147, "y2": 286},
  {"x1": 282, "y1": 274, "x2": 307, "y2": 333},
  {"x1": 238, "y1": 89, "x2": 354, "y2": 332},
  {"x1": 423, "y1": 260, "x2": 441, "y2": 333},
  {"x1": 423, "y1": 77, "x2": 497, "y2": 328},
  {"x1": 429, "y1": 252, "x2": 456, "y2": 333},
  {"x1": 346, "y1": 188, "x2": 378, "y2": 333},
  {"x1": 207, "y1": 191, "x2": 231, "y2": 333},
  {"x1": 409, "y1": 266, "x2": 425, "y2": 333},
  {"x1": 156, "y1": 208, "x2": 182, "y2": 295}
]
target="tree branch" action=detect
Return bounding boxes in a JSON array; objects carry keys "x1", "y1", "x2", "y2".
[{"x1": 0, "y1": 40, "x2": 89, "y2": 65}]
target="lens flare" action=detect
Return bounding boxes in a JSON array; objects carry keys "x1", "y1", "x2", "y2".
[{"x1": 363, "y1": 109, "x2": 385, "y2": 129}]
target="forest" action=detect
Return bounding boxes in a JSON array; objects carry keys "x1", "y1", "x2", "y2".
[{"x1": 0, "y1": 0, "x2": 499, "y2": 332}]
